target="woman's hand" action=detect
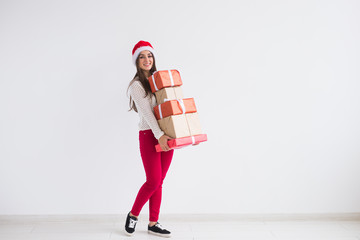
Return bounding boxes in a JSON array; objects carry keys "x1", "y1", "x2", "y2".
[{"x1": 158, "y1": 135, "x2": 172, "y2": 151}]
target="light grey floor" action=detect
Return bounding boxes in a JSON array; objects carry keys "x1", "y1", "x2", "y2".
[{"x1": 1, "y1": 214, "x2": 360, "y2": 240}]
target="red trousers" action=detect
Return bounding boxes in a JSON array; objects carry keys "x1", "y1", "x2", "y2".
[{"x1": 131, "y1": 130, "x2": 174, "y2": 222}]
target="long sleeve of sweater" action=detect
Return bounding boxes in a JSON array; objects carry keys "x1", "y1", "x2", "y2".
[{"x1": 129, "y1": 80, "x2": 165, "y2": 140}]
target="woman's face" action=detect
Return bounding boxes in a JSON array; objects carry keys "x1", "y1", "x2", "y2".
[{"x1": 138, "y1": 50, "x2": 153, "y2": 72}]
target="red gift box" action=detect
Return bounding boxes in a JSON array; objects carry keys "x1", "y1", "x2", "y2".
[
  {"x1": 148, "y1": 70, "x2": 182, "y2": 93},
  {"x1": 154, "y1": 98, "x2": 197, "y2": 120},
  {"x1": 155, "y1": 134, "x2": 207, "y2": 152}
]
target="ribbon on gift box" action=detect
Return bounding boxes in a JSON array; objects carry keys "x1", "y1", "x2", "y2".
[
  {"x1": 151, "y1": 70, "x2": 175, "y2": 92},
  {"x1": 157, "y1": 98, "x2": 186, "y2": 119},
  {"x1": 191, "y1": 136, "x2": 195, "y2": 144}
]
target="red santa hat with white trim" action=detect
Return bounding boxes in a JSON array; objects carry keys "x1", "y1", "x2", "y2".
[{"x1": 132, "y1": 40, "x2": 155, "y2": 65}]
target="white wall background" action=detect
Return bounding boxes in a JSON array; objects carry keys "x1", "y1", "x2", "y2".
[{"x1": 1, "y1": 0, "x2": 359, "y2": 215}]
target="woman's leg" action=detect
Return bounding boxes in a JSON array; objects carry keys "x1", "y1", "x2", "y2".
[
  {"x1": 130, "y1": 130, "x2": 163, "y2": 217},
  {"x1": 149, "y1": 149, "x2": 174, "y2": 222}
]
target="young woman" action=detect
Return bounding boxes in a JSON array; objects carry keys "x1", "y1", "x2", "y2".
[{"x1": 125, "y1": 40, "x2": 173, "y2": 238}]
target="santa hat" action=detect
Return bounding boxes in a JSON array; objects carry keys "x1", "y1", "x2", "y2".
[{"x1": 132, "y1": 40, "x2": 155, "y2": 65}]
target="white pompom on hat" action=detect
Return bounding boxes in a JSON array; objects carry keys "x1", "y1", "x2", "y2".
[{"x1": 132, "y1": 40, "x2": 155, "y2": 65}]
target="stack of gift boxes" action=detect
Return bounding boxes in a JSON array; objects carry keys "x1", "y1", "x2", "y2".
[{"x1": 148, "y1": 69, "x2": 207, "y2": 152}]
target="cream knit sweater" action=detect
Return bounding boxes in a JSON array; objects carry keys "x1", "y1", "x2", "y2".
[{"x1": 128, "y1": 78, "x2": 165, "y2": 140}]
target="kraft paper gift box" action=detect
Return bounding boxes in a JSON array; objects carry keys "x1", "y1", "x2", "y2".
[
  {"x1": 148, "y1": 70, "x2": 182, "y2": 93},
  {"x1": 155, "y1": 134, "x2": 208, "y2": 152},
  {"x1": 154, "y1": 98, "x2": 197, "y2": 120},
  {"x1": 157, "y1": 112, "x2": 202, "y2": 139},
  {"x1": 155, "y1": 86, "x2": 184, "y2": 104}
]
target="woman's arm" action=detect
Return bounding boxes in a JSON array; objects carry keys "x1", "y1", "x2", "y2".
[{"x1": 129, "y1": 81, "x2": 165, "y2": 140}]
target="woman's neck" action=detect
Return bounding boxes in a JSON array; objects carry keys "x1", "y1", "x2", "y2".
[{"x1": 143, "y1": 70, "x2": 151, "y2": 78}]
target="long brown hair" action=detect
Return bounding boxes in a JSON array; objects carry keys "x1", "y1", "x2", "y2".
[{"x1": 127, "y1": 54, "x2": 157, "y2": 112}]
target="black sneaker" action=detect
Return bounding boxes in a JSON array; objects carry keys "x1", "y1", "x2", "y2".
[
  {"x1": 125, "y1": 212, "x2": 138, "y2": 236},
  {"x1": 148, "y1": 222, "x2": 171, "y2": 238}
]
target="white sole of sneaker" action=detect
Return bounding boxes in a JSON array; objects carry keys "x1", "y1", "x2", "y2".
[
  {"x1": 124, "y1": 230, "x2": 134, "y2": 236},
  {"x1": 148, "y1": 230, "x2": 171, "y2": 238}
]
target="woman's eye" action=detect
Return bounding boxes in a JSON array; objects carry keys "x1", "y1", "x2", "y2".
[{"x1": 148, "y1": 55, "x2": 153, "y2": 58}]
